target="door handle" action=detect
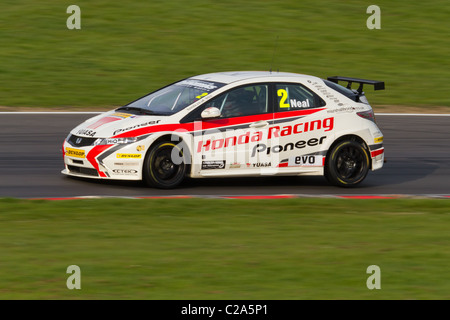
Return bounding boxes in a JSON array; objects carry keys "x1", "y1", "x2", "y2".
[{"x1": 249, "y1": 121, "x2": 268, "y2": 128}]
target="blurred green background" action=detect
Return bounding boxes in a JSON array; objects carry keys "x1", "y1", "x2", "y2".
[{"x1": 0, "y1": 0, "x2": 449, "y2": 109}]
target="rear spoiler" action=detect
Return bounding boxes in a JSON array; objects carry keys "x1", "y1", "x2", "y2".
[{"x1": 327, "y1": 76, "x2": 385, "y2": 94}]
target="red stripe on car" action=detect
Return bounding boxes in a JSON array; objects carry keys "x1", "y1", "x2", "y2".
[
  {"x1": 273, "y1": 107, "x2": 326, "y2": 120},
  {"x1": 86, "y1": 145, "x2": 113, "y2": 177},
  {"x1": 371, "y1": 148, "x2": 384, "y2": 157},
  {"x1": 113, "y1": 107, "x2": 326, "y2": 138},
  {"x1": 87, "y1": 116, "x2": 121, "y2": 129}
]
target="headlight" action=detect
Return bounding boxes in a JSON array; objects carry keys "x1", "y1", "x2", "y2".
[{"x1": 94, "y1": 137, "x2": 138, "y2": 146}]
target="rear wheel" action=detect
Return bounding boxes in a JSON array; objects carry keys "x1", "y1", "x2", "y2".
[
  {"x1": 143, "y1": 141, "x2": 187, "y2": 189},
  {"x1": 325, "y1": 140, "x2": 370, "y2": 187}
]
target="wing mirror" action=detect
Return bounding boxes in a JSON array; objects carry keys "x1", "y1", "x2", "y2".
[{"x1": 201, "y1": 107, "x2": 221, "y2": 119}]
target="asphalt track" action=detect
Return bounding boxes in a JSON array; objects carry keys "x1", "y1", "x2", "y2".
[{"x1": 0, "y1": 113, "x2": 449, "y2": 198}]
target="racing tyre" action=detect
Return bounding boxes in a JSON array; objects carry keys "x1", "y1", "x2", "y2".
[
  {"x1": 325, "y1": 140, "x2": 370, "y2": 187},
  {"x1": 143, "y1": 141, "x2": 188, "y2": 189}
]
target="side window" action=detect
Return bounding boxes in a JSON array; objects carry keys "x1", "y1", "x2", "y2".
[
  {"x1": 275, "y1": 83, "x2": 324, "y2": 112},
  {"x1": 204, "y1": 84, "x2": 268, "y2": 118}
]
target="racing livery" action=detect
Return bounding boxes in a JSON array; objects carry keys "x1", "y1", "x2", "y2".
[{"x1": 62, "y1": 71, "x2": 385, "y2": 188}]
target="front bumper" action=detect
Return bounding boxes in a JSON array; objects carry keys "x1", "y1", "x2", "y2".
[{"x1": 62, "y1": 138, "x2": 145, "y2": 180}]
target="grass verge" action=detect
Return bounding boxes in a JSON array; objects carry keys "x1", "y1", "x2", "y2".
[{"x1": 0, "y1": 198, "x2": 449, "y2": 299}]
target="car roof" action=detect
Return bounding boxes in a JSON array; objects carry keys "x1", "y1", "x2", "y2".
[{"x1": 190, "y1": 71, "x2": 319, "y2": 84}]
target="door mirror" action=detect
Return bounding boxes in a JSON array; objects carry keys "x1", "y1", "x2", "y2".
[{"x1": 201, "y1": 107, "x2": 221, "y2": 119}]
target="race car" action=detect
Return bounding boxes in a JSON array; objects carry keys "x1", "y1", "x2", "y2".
[{"x1": 62, "y1": 71, "x2": 385, "y2": 188}]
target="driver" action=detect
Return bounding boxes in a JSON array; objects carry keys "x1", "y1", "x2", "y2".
[{"x1": 222, "y1": 89, "x2": 253, "y2": 117}]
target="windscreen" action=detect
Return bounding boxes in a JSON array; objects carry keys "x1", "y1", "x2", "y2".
[{"x1": 121, "y1": 79, "x2": 226, "y2": 115}]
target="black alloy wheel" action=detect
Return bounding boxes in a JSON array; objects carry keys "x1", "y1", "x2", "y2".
[
  {"x1": 143, "y1": 141, "x2": 187, "y2": 189},
  {"x1": 325, "y1": 140, "x2": 370, "y2": 187}
]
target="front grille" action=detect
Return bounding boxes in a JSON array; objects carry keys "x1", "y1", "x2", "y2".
[
  {"x1": 67, "y1": 134, "x2": 97, "y2": 147},
  {"x1": 67, "y1": 165, "x2": 99, "y2": 177}
]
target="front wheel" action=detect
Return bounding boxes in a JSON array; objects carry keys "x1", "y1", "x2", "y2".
[
  {"x1": 325, "y1": 140, "x2": 370, "y2": 187},
  {"x1": 143, "y1": 141, "x2": 187, "y2": 189}
]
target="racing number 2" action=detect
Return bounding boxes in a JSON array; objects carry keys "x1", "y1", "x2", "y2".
[{"x1": 277, "y1": 89, "x2": 290, "y2": 109}]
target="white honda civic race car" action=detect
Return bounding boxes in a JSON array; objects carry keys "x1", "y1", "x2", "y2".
[{"x1": 62, "y1": 71, "x2": 385, "y2": 188}]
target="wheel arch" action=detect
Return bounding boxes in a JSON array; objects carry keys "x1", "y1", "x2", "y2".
[
  {"x1": 325, "y1": 134, "x2": 371, "y2": 170},
  {"x1": 144, "y1": 133, "x2": 193, "y2": 176}
]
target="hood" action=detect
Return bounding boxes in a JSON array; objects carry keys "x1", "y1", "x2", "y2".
[{"x1": 71, "y1": 110, "x2": 164, "y2": 138}]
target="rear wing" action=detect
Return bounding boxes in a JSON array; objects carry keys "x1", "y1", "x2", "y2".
[{"x1": 327, "y1": 76, "x2": 385, "y2": 94}]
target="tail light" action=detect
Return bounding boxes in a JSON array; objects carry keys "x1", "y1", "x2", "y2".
[{"x1": 357, "y1": 110, "x2": 376, "y2": 123}]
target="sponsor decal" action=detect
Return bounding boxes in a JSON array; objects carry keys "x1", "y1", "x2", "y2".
[
  {"x1": 197, "y1": 117, "x2": 334, "y2": 153},
  {"x1": 229, "y1": 162, "x2": 241, "y2": 168},
  {"x1": 178, "y1": 80, "x2": 220, "y2": 91},
  {"x1": 278, "y1": 88, "x2": 312, "y2": 109},
  {"x1": 251, "y1": 136, "x2": 327, "y2": 157},
  {"x1": 195, "y1": 92, "x2": 208, "y2": 99},
  {"x1": 252, "y1": 162, "x2": 271, "y2": 168},
  {"x1": 374, "y1": 136, "x2": 383, "y2": 143},
  {"x1": 136, "y1": 145, "x2": 145, "y2": 152},
  {"x1": 114, "y1": 162, "x2": 139, "y2": 166},
  {"x1": 76, "y1": 129, "x2": 96, "y2": 137},
  {"x1": 112, "y1": 169, "x2": 138, "y2": 175},
  {"x1": 277, "y1": 89, "x2": 290, "y2": 108},
  {"x1": 111, "y1": 112, "x2": 133, "y2": 118},
  {"x1": 116, "y1": 153, "x2": 142, "y2": 159},
  {"x1": 268, "y1": 118, "x2": 333, "y2": 138},
  {"x1": 112, "y1": 120, "x2": 161, "y2": 135},
  {"x1": 202, "y1": 160, "x2": 226, "y2": 170},
  {"x1": 308, "y1": 80, "x2": 347, "y2": 106},
  {"x1": 327, "y1": 106, "x2": 366, "y2": 114},
  {"x1": 287, "y1": 155, "x2": 324, "y2": 167},
  {"x1": 290, "y1": 98, "x2": 310, "y2": 108},
  {"x1": 65, "y1": 147, "x2": 85, "y2": 158}
]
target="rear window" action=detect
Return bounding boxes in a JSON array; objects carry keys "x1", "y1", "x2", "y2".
[{"x1": 323, "y1": 79, "x2": 358, "y2": 102}]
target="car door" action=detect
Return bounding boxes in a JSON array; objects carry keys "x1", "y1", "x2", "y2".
[
  {"x1": 270, "y1": 82, "x2": 331, "y2": 170},
  {"x1": 193, "y1": 83, "x2": 274, "y2": 175}
]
